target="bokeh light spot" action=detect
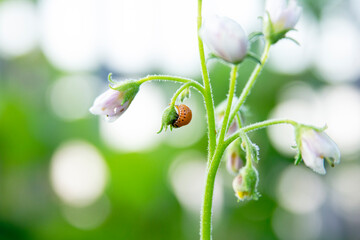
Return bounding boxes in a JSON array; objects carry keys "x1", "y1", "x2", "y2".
[
  {"x1": 272, "y1": 208, "x2": 322, "y2": 240},
  {"x1": 330, "y1": 165, "x2": 360, "y2": 224},
  {"x1": 277, "y1": 166, "x2": 326, "y2": 214},
  {"x1": 268, "y1": 83, "x2": 360, "y2": 156},
  {"x1": 50, "y1": 74, "x2": 100, "y2": 121},
  {"x1": 321, "y1": 86, "x2": 360, "y2": 155},
  {"x1": 269, "y1": 13, "x2": 318, "y2": 74},
  {"x1": 39, "y1": 0, "x2": 100, "y2": 71},
  {"x1": 0, "y1": 0, "x2": 38, "y2": 57},
  {"x1": 315, "y1": 14, "x2": 360, "y2": 83},
  {"x1": 169, "y1": 151, "x2": 223, "y2": 215},
  {"x1": 204, "y1": 0, "x2": 262, "y2": 33},
  {"x1": 50, "y1": 140, "x2": 108, "y2": 207},
  {"x1": 62, "y1": 196, "x2": 111, "y2": 230}
]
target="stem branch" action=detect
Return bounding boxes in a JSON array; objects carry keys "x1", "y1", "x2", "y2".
[
  {"x1": 200, "y1": 65, "x2": 238, "y2": 240},
  {"x1": 197, "y1": 0, "x2": 217, "y2": 159},
  {"x1": 136, "y1": 75, "x2": 205, "y2": 95},
  {"x1": 228, "y1": 41, "x2": 271, "y2": 126},
  {"x1": 170, "y1": 82, "x2": 192, "y2": 106},
  {"x1": 225, "y1": 118, "x2": 299, "y2": 147}
]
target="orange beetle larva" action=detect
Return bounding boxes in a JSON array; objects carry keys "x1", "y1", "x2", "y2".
[{"x1": 172, "y1": 104, "x2": 192, "y2": 128}]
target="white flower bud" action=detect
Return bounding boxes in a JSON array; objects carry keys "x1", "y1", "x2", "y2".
[
  {"x1": 200, "y1": 15, "x2": 248, "y2": 64},
  {"x1": 299, "y1": 128, "x2": 340, "y2": 175},
  {"x1": 89, "y1": 88, "x2": 133, "y2": 122},
  {"x1": 266, "y1": 0, "x2": 301, "y2": 31},
  {"x1": 264, "y1": 0, "x2": 301, "y2": 43}
]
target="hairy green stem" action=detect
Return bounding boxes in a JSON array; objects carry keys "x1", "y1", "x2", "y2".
[
  {"x1": 217, "y1": 65, "x2": 238, "y2": 145},
  {"x1": 200, "y1": 65, "x2": 238, "y2": 240},
  {"x1": 170, "y1": 82, "x2": 192, "y2": 106},
  {"x1": 228, "y1": 41, "x2": 272, "y2": 126},
  {"x1": 197, "y1": 0, "x2": 217, "y2": 159},
  {"x1": 240, "y1": 131, "x2": 254, "y2": 167},
  {"x1": 236, "y1": 113, "x2": 242, "y2": 128},
  {"x1": 136, "y1": 75, "x2": 205, "y2": 95},
  {"x1": 225, "y1": 119, "x2": 299, "y2": 147}
]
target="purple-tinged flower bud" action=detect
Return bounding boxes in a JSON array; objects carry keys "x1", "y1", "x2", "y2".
[
  {"x1": 232, "y1": 165, "x2": 260, "y2": 201},
  {"x1": 215, "y1": 97, "x2": 242, "y2": 135},
  {"x1": 89, "y1": 77, "x2": 140, "y2": 122},
  {"x1": 264, "y1": 0, "x2": 302, "y2": 44},
  {"x1": 296, "y1": 127, "x2": 340, "y2": 175},
  {"x1": 226, "y1": 139, "x2": 244, "y2": 175},
  {"x1": 200, "y1": 15, "x2": 248, "y2": 64},
  {"x1": 89, "y1": 89, "x2": 131, "y2": 122}
]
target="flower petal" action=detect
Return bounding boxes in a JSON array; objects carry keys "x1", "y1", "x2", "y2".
[
  {"x1": 301, "y1": 136, "x2": 326, "y2": 174},
  {"x1": 200, "y1": 16, "x2": 248, "y2": 63}
]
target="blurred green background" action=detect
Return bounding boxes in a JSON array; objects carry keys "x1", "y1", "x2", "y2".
[{"x1": 1, "y1": 0, "x2": 360, "y2": 239}]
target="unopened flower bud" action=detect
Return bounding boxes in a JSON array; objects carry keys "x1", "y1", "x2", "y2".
[
  {"x1": 232, "y1": 165, "x2": 260, "y2": 201},
  {"x1": 158, "y1": 105, "x2": 178, "y2": 133},
  {"x1": 215, "y1": 97, "x2": 241, "y2": 134},
  {"x1": 200, "y1": 15, "x2": 248, "y2": 64},
  {"x1": 179, "y1": 87, "x2": 191, "y2": 102},
  {"x1": 264, "y1": 0, "x2": 301, "y2": 44},
  {"x1": 296, "y1": 126, "x2": 340, "y2": 175},
  {"x1": 226, "y1": 139, "x2": 244, "y2": 175},
  {"x1": 89, "y1": 77, "x2": 140, "y2": 122}
]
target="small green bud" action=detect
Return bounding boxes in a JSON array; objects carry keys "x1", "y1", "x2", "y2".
[
  {"x1": 157, "y1": 106, "x2": 178, "y2": 133},
  {"x1": 232, "y1": 165, "x2": 260, "y2": 201},
  {"x1": 179, "y1": 87, "x2": 191, "y2": 102}
]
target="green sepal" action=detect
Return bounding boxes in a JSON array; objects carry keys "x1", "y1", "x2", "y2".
[
  {"x1": 263, "y1": 11, "x2": 298, "y2": 45},
  {"x1": 107, "y1": 73, "x2": 141, "y2": 106},
  {"x1": 206, "y1": 53, "x2": 218, "y2": 64},
  {"x1": 284, "y1": 37, "x2": 300, "y2": 46},
  {"x1": 206, "y1": 52, "x2": 244, "y2": 66},
  {"x1": 293, "y1": 124, "x2": 302, "y2": 165},
  {"x1": 157, "y1": 106, "x2": 178, "y2": 134},
  {"x1": 248, "y1": 32, "x2": 264, "y2": 43},
  {"x1": 293, "y1": 124, "x2": 328, "y2": 165},
  {"x1": 235, "y1": 165, "x2": 260, "y2": 201},
  {"x1": 294, "y1": 151, "x2": 302, "y2": 165},
  {"x1": 107, "y1": 73, "x2": 141, "y2": 105},
  {"x1": 111, "y1": 82, "x2": 140, "y2": 106},
  {"x1": 108, "y1": 73, "x2": 116, "y2": 84},
  {"x1": 269, "y1": 29, "x2": 289, "y2": 44},
  {"x1": 246, "y1": 52, "x2": 262, "y2": 65}
]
